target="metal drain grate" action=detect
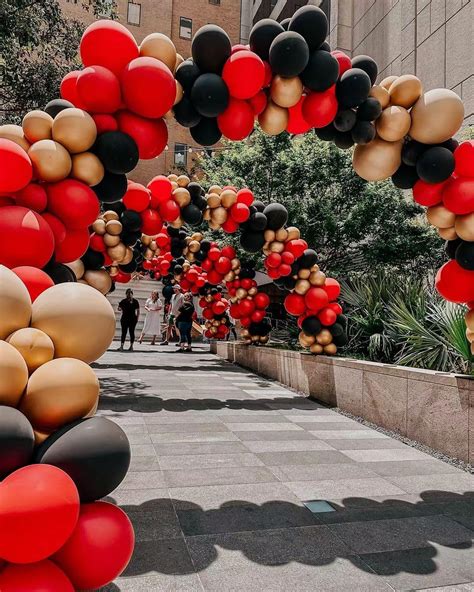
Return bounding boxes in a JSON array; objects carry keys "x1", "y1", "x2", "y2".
[{"x1": 303, "y1": 500, "x2": 336, "y2": 513}]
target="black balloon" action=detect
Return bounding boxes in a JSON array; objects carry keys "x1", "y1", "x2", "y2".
[
  {"x1": 334, "y1": 130, "x2": 354, "y2": 149},
  {"x1": 334, "y1": 109, "x2": 357, "y2": 132},
  {"x1": 35, "y1": 417, "x2": 131, "y2": 503},
  {"x1": 192, "y1": 24, "x2": 231, "y2": 74},
  {"x1": 300, "y1": 50, "x2": 339, "y2": 92},
  {"x1": 445, "y1": 238, "x2": 462, "y2": 259},
  {"x1": 331, "y1": 323, "x2": 348, "y2": 346},
  {"x1": 191, "y1": 73, "x2": 229, "y2": 118},
  {"x1": 120, "y1": 229, "x2": 141, "y2": 247},
  {"x1": 0, "y1": 406, "x2": 34, "y2": 478},
  {"x1": 336, "y1": 68, "x2": 371, "y2": 108},
  {"x1": 253, "y1": 200, "x2": 266, "y2": 212},
  {"x1": 289, "y1": 5, "x2": 328, "y2": 51},
  {"x1": 44, "y1": 98, "x2": 74, "y2": 118},
  {"x1": 175, "y1": 59, "x2": 201, "y2": 93},
  {"x1": 455, "y1": 241, "x2": 474, "y2": 271},
  {"x1": 298, "y1": 248, "x2": 318, "y2": 268},
  {"x1": 188, "y1": 181, "x2": 204, "y2": 201},
  {"x1": 174, "y1": 96, "x2": 202, "y2": 127},
  {"x1": 240, "y1": 230, "x2": 266, "y2": 253},
  {"x1": 356, "y1": 97, "x2": 382, "y2": 121},
  {"x1": 93, "y1": 171, "x2": 128, "y2": 203},
  {"x1": 302, "y1": 315, "x2": 322, "y2": 336},
  {"x1": 105, "y1": 200, "x2": 126, "y2": 216},
  {"x1": 81, "y1": 248, "x2": 105, "y2": 271},
  {"x1": 121, "y1": 210, "x2": 142, "y2": 232},
  {"x1": 401, "y1": 140, "x2": 427, "y2": 166},
  {"x1": 280, "y1": 17, "x2": 291, "y2": 30},
  {"x1": 351, "y1": 55, "x2": 378, "y2": 85},
  {"x1": 94, "y1": 131, "x2": 139, "y2": 175},
  {"x1": 320, "y1": 41, "x2": 331, "y2": 52},
  {"x1": 249, "y1": 19, "x2": 284, "y2": 60},
  {"x1": 119, "y1": 260, "x2": 138, "y2": 273},
  {"x1": 190, "y1": 117, "x2": 222, "y2": 146},
  {"x1": 416, "y1": 147, "x2": 455, "y2": 184},
  {"x1": 44, "y1": 261, "x2": 77, "y2": 284},
  {"x1": 181, "y1": 203, "x2": 203, "y2": 225},
  {"x1": 316, "y1": 123, "x2": 337, "y2": 141},
  {"x1": 391, "y1": 163, "x2": 419, "y2": 189},
  {"x1": 269, "y1": 31, "x2": 309, "y2": 77},
  {"x1": 263, "y1": 203, "x2": 288, "y2": 230},
  {"x1": 248, "y1": 212, "x2": 268, "y2": 231},
  {"x1": 351, "y1": 121, "x2": 375, "y2": 144},
  {"x1": 440, "y1": 138, "x2": 459, "y2": 153}
]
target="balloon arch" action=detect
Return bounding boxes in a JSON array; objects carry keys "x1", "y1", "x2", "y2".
[{"x1": 0, "y1": 6, "x2": 473, "y2": 589}]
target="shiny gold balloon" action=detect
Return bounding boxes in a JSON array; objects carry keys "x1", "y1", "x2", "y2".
[
  {"x1": 353, "y1": 138, "x2": 402, "y2": 181},
  {"x1": 259, "y1": 100, "x2": 289, "y2": 135},
  {"x1": 264, "y1": 229, "x2": 276, "y2": 242},
  {"x1": 208, "y1": 184, "x2": 222, "y2": 195},
  {"x1": 28, "y1": 139, "x2": 72, "y2": 182},
  {"x1": 426, "y1": 205, "x2": 456, "y2": 229},
  {"x1": 175, "y1": 53, "x2": 184, "y2": 71},
  {"x1": 310, "y1": 343, "x2": 324, "y2": 354},
  {"x1": 168, "y1": 173, "x2": 178, "y2": 182},
  {"x1": 295, "y1": 279, "x2": 311, "y2": 295},
  {"x1": 170, "y1": 216, "x2": 183, "y2": 228},
  {"x1": 269, "y1": 241, "x2": 285, "y2": 253},
  {"x1": 465, "y1": 309, "x2": 474, "y2": 332},
  {"x1": 191, "y1": 232, "x2": 203, "y2": 241},
  {"x1": 248, "y1": 287, "x2": 258, "y2": 296},
  {"x1": 380, "y1": 75, "x2": 398, "y2": 90},
  {"x1": 104, "y1": 233, "x2": 121, "y2": 247},
  {"x1": 466, "y1": 327, "x2": 474, "y2": 342},
  {"x1": 286, "y1": 226, "x2": 300, "y2": 241},
  {"x1": 275, "y1": 228, "x2": 289, "y2": 242},
  {"x1": 108, "y1": 242, "x2": 127, "y2": 262},
  {"x1": 0, "y1": 124, "x2": 31, "y2": 152},
  {"x1": 409, "y1": 88, "x2": 464, "y2": 144},
  {"x1": 139, "y1": 32, "x2": 177, "y2": 71},
  {"x1": 22, "y1": 110, "x2": 53, "y2": 143},
  {"x1": 121, "y1": 248, "x2": 134, "y2": 265},
  {"x1": 298, "y1": 268, "x2": 311, "y2": 280},
  {"x1": 20, "y1": 357, "x2": 99, "y2": 431},
  {"x1": 211, "y1": 206, "x2": 228, "y2": 225},
  {"x1": 270, "y1": 75, "x2": 303, "y2": 108},
  {"x1": 31, "y1": 282, "x2": 116, "y2": 363},
  {"x1": 220, "y1": 189, "x2": 237, "y2": 208},
  {"x1": 231, "y1": 258, "x2": 240, "y2": 270},
  {"x1": 324, "y1": 343, "x2": 337, "y2": 355},
  {"x1": 236, "y1": 288, "x2": 248, "y2": 300},
  {"x1": 71, "y1": 152, "x2": 104, "y2": 186},
  {"x1": 455, "y1": 213, "x2": 474, "y2": 241},
  {"x1": 103, "y1": 210, "x2": 119, "y2": 222},
  {"x1": 92, "y1": 218, "x2": 107, "y2": 235},
  {"x1": 188, "y1": 240, "x2": 201, "y2": 253},
  {"x1": 309, "y1": 270, "x2": 326, "y2": 286},
  {"x1": 316, "y1": 329, "x2": 333, "y2": 345},
  {"x1": 369, "y1": 85, "x2": 390, "y2": 109},
  {"x1": 0, "y1": 340, "x2": 29, "y2": 407},
  {"x1": 7, "y1": 327, "x2": 54, "y2": 374},
  {"x1": 173, "y1": 187, "x2": 191, "y2": 207},
  {"x1": 299, "y1": 331, "x2": 315, "y2": 347},
  {"x1": 177, "y1": 174, "x2": 190, "y2": 187},
  {"x1": 207, "y1": 193, "x2": 221, "y2": 208},
  {"x1": 83, "y1": 270, "x2": 112, "y2": 295},
  {"x1": 65, "y1": 259, "x2": 85, "y2": 280},
  {"x1": 141, "y1": 234, "x2": 152, "y2": 246},
  {"x1": 109, "y1": 265, "x2": 119, "y2": 278},
  {"x1": 376, "y1": 106, "x2": 411, "y2": 142},
  {"x1": 105, "y1": 219, "x2": 123, "y2": 236},
  {"x1": 388, "y1": 75, "x2": 422, "y2": 109},
  {"x1": 0, "y1": 266, "x2": 31, "y2": 340},
  {"x1": 260, "y1": 335, "x2": 270, "y2": 344},
  {"x1": 174, "y1": 81, "x2": 184, "y2": 106},
  {"x1": 438, "y1": 227, "x2": 458, "y2": 241},
  {"x1": 52, "y1": 108, "x2": 97, "y2": 153}
]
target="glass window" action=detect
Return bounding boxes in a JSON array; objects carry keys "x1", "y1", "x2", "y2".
[
  {"x1": 209, "y1": 0, "x2": 221, "y2": 4},
  {"x1": 180, "y1": 17, "x2": 193, "y2": 39},
  {"x1": 127, "y1": 2, "x2": 141, "y2": 26},
  {"x1": 174, "y1": 143, "x2": 187, "y2": 166}
]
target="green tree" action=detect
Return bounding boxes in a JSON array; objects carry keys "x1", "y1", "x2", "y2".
[{"x1": 0, "y1": 0, "x2": 116, "y2": 124}]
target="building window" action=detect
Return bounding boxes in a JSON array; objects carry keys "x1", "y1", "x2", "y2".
[
  {"x1": 180, "y1": 17, "x2": 193, "y2": 39},
  {"x1": 209, "y1": 0, "x2": 221, "y2": 4},
  {"x1": 127, "y1": 2, "x2": 141, "y2": 26},
  {"x1": 174, "y1": 143, "x2": 187, "y2": 167}
]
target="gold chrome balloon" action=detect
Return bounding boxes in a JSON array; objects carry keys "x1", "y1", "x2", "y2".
[
  {"x1": 28, "y1": 139, "x2": 72, "y2": 182},
  {"x1": 65, "y1": 259, "x2": 85, "y2": 280},
  {"x1": 0, "y1": 340, "x2": 29, "y2": 407},
  {"x1": 380, "y1": 75, "x2": 398, "y2": 90},
  {"x1": 7, "y1": 327, "x2": 54, "y2": 374},
  {"x1": 299, "y1": 331, "x2": 315, "y2": 347},
  {"x1": 177, "y1": 174, "x2": 190, "y2": 187},
  {"x1": 376, "y1": 106, "x2": 411, "y2": 142},
  {"x1": 309, "y1": 270, "x2": 326, "y2": 286},
  {"x1": 353, "y1": 138, "x2": 402, "y2": 181},
  {"x1": 211, "y1": 206, "x2": 228, "y2": 225},
  {"x1": 316, "y1": 329, "x2": 333, "y2": 345},
  {"x1": 409, "y1": 88, "x2": 464, "y2": 144},
  {"x1": 275, "y1": 228, "x2": 289, "y2": 242},
  {"x1": 83, "y1": 270, "x2": 112, "y2": 295},
  {"x1": 438, "y1": 227, "x2": 458, "y2": 241},
  {"x1": 455, "y1": 212, "x2": 474, "y2": 241},
  {"x1": 0, "y1": 124, "x2": 31, "y2": 152},
  {"x1": 71, "y1": 152, "x2": 104, "y2": 186},
  {"x1": 310, "y1": 343, "x2": 324, "y2": 354},
  {"x1": 173, "y1": 187, "x2": 191, "y2": 207},
  {"x1": 103, "y1": 233, "x2": 121, "y2": 247},
  {"x1": 295, "y1": 279, "x2": 311, "y2": 295},
  {"x1": 286, "y1": 227, "x2": 300, "y2": 240},
  {"x1": 108, "y1": 242, "x2": 127, "y2": 262},
  {"x1": 105, "y1": 220, "x2": 123, "y2": 236},
  {"x1": 264, "y1": 229, "x2": 276, "y2": 242},
  {"x1": 426, "y1": 205, "x2": 456, "y2": 229},
  {"x1": 324, "y1": 343, "x2": 337, "y2": 355},
  {"x1": 52, "y1": 108, "x2": 97, "y2": 153},
  {"x1": 139, "y1": 32, "x2": 177, "y2": 71},
  {"x1": 22, "y1": 110, "x2": 53, "y2": 143},
  {"x1": 92, "y1": 218, "x2": 107, "y2": 235},
  {"x1": 369, "y1": 85, "x2": 390, "y2": 109},
  {"x1": 388, "y1": 75, "x2": 423, "y2": 109},
  {"x1": 0, "y1": 266, "x2": 31, "y2": 340},
  {"x1": 103, "y1": 210, "x2": 120, "y2": 222},
  {"x1": 259, "y1": 100, "x2": 289, "y2": 135},
  {"x1": 207, "y1": 193, "x2": 221, "y2": 208},
  {"x1": 220, "y1": 189, "x2": 237, "y2": 208},
  {"x1": 298, "y1": 269, "x2": 311, "y2": 279},
  {"x1": 208, "y1": 184, "x2": 222, "y2": 195},
  {"x1": 270, "y1": 75, "x2": 303, "y2": 108}
]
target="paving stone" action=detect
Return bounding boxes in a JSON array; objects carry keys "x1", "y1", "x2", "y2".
[
  {"x1": 225, "y1": 422, "x2": 303, "y2": 432},
  {"x1": 341, "y1": 448, "x2": 431, "y2": 462},
  {"x1": 255, "y1": 450, "x2": 352, "y2": 466},
  {"x1": 122, "y1": 539, "x2": 196, "y2": 577},
  {"x1": 102, "y1": 573, "x2": 204, "y2": 591},
  {"x1": 326, "y1": 438, "x2": 411, "y2": 450},
  {"x1": 243, "y1": 440, "x2": 335, "y2": 453},
  {"x1": 269, "y1": 463, "x2": 379, "y2": 483},
  {"x1": 158, "y1": 453, "x2": 264, "y2": 470},
  {"x1": 235, "y1": 430, "x2": 319, "y2": 441},
  {"x1": 129, "y1": 456, "x2": 161, "y2": 472},
  {"x1": 163, "y1": 466, "x2": 278, "y2": 488},
  {"x1": 150, "y1": 432, "x2": 240, "y2": 444},
  {"x1": 120, "y1": 470, "x2": 167, "y2": 490},
  {"x1": 154, "y1": 442, "x2": 250, "y2": 456},
  {"x1": 286, "y1": 477, "x2": 407, "y2": 501},
  {"x1": 358, "y1": 460, "x2": 466, "y2": 477},
  {"x1": 147, "y1": 423, "x2": 230, "y2": 434},
  {"x1": 310, "y1": 429, "x2": 389, "y2": 439},
  {"x1": 385, "y1": 473, "x2": 474, "y2": 494}
]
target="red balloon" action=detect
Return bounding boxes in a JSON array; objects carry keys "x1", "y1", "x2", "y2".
[
  {"x1": 215, "y1": 256, "x2": 232, "y2": 275},
  {"x1": 115, "y1": 270, "x2": 132, "y2": 283},
  {"x1": 231, "y1": 44, "x2": 249, "y2": 54},
  {"x1": 0, "y1": 139, "x2": 32, "y2": 193},
  {"x1": 0, "y1": 206, "x2": 54, "y2": 269},
  {"x1": 0, "y1": 560, "x2": 74, "y2": 592},
  {"x1": 46, "y1": 179, "x2": 99, "y2": 229},
  {"x1": 208, "y1": 247, "x2": 221, "y2": 261},
  {"x1": 412, "y1": 179, "x2": 446, "y2": 207},
  {"x1": 454, "y1": 141, "x2": 474, "y2": 178},
  {"x1": 0, "y1": 196, "x2": 15, "y2": 207},
  {"x1": 241, "y1": 278, "x2": 254, "y2": 290},
  {"x1": 89, "y1": 232, "x2": 107, "y2": 252},
  {"x1": 262, "y1": 61, "x2": 272, "y2": 87},
  {"x1": 249, "y1": 90, "x2": 267, "y2": 115},
  {"x1": 222, "y1": 217, "x2": 239, "y2": 233},
  {"x1": 239, "y1": 299, "x2": 255, "y2": 317},
  {"x1": 60, "y1": 71, "x2": 86, "y2": 109},
  {"x1": 285, "y1": 239, "x2": 308, "y2": 258},
  {"x1": 254, "y1": 292, "x2": 270, "y2": 309},
  {"x1": 327, "y1": 302, "x2": 343, "y2": 315},
  {"x1": 42, "y1": 211, "x2": 67, "y2": 245},
  {"x1": 202, "y1": 258, "x2": 213, "y2": 272},
  {"x1": 240, "y1": 316, "x2": 252, "y2": 327},
  {"x1": 218, "y1": 98, "x2": 255, "y2": 140},
  {"x1": 305, "y1": 287, "x2": 329, "y2": 311},
  {"x1": 287, "y1": 96, "x2": 312, "y2": 135},
  {"x1": 302, "y1": 88, "x2": 338, "y2": 128},
  {"x1": 331, "y1": 51, "x2": 352, "y2": 76},
  {"x1": 80, "y1": 20, "x2": 139, "y2": 77},
  {"x1": 236, "y1": 188, "x2": 254, "y2": 206},
  {"x1": 148, "y1": 175, "x2": 173, "y2": 205},
  {"x1": 212, "y1": 300, "x2": 227, "y2": 314},
  {"x1": 222, "y1": 50, "x2": 265, "y2": 100},
  {"x1": 155, "y1": 232, "x2": 169, "y2": 247},
  {"x1": 117, "y1": 110, "x2": 168, "y2": 159},
  {"x1": 159, "y1": 199, "x2": 180, "y2": 222},
  {"x1": 15, "y1": 183, "x2": 47, "y2": 212},
  {"x1": 92, "y1": 113, "x2": 119, "y2": 134},
  {"x1": 318, "y1": 307, "x2": 337, "y2": 326},
  {"x1": 435, "y1": 260, "x2": 474, "y2": 303},
  {"x1": 278, "y1": 263, "x2": 292, "y2": 276},
  {"x1": 230, "y1": 202, "x2": 251, "y2": 223},
  {"x1": 0, "y1": 465, "x2": 79, "y2": 564},
  {"x1": 323, "y1": 277, "x2": 341, "y2": 300},
  {"x1": 76, "y1": 65, "x2": 121, "y2": 113},
  {"x1": 123, "y1": 182, "x2": 150, "y2": 212},
  {"x1": 221, "y1": 245, "x2": 236, "y2": 259},
  {"x1": 230, "y1": 303, "x2": 242, "y2": 319},
  {"x1": 442, "y1": 177, "x2": 474, "y2": 215},
  {"x1": 266, "y1": 252, "x2": 281, "y2": 268},
  {"x1": 53, "y1": 501, "x2": 134, "y2": 590},
  {"x1": 285, "y1": 293, "x2": 306, "y2": 316},
  {"x1": 55, "y1": 228, "x2": 90, "y2": 263},
  {"x1": 140, "y1": 208, "x2": 163, "y2": 235},
  {"x1": 121, "y1": 57, "x2": 175, "y2": 119},
  {"x1": 12, "y1": 266, "x2": 54, "y2": 302},
  {"x1": 281, "y1": 251, "x2": 295, "y2": 264}
]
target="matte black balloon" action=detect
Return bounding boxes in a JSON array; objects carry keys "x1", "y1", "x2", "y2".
[
  {"x1": 240, "y1": 230, "x2": 266, "y2": 253},
  {"x1": 302, "y1": 315, "x2": 322, "y2": 336},
  {"x1": 401, "y1": 140, "x2": 427, "y2": 166},
  {"x1": 300, "y1": 50, "x2": 339, "y2": 92},
  {"x1": 391, "y1": 163, "x2": 419, "y2": 189},
  {"x1": 269, "y1": 31, "x2": 309, "y2": 77},
  {"x1": 174, "y1": 265, "x2": 183, "y2": 275},
  {"x1": 94, "y1": 131, "x2": 139, "y2": 175},
  {"x1": 190, "y1": 117, "x2": 222, "y2": 146},
  {"x1": 455, "y1": 241, "x2": 474, "y2": 271},
  {"x1": 191, "y1": 73, "x2": 229, "y2": 118},
  {"x1": 445, "y1": 238, "x2": 462, "y2": 259},
  {"x1": 253, "y1": 200, "x2": 265, "y2": 212},
  {"x1": 174, "y1": 96, "x2": 202, "y2": 127},
  {"x1": 188, "y1": 181, "x2": 204, "y2": 201},
  {"x1": 192, "y1": 24, "x2": 231, "y2": 74},
  {"x1": 44, "y1": 98, "x2": 74, "y2": 118},
  {"x1": 351, "y1": 120, "x2": 375, "y2": 144},
  {"x1": 280, "y1": 17, "x2": 290, "y2": 30},
  {"x1": 0, "y1": 406, "x2": 34, "y2": 478},
  {"x1": 356, "y1": 97, "x2": 382, "y2": 121},
  {"x1": 440, "y1": 138, "x2": 459, "y2": 153},
  {"x1": 81, "y1": 248, "x2": 105, "y2": 271},
  {"x1": 298, "y1": 248, "x2": 318, "y2": 268},
  {"x1": 331, "y1": 325, "x2": 348, "y2": 346},
  {"x1": 175, "y1": 59, "x2": 201, "y2": 93},
  {"x1": 119, "y1": 260, "x2": 138, "y2": 273},
  {"x1": 121, "y1": 210, "x2": 142, "y2": 232},
  {"x1": 263, "y1": 203, "x2": 288, "y2": 230},
  {"x1": 289, "y1": 5, "x2": 328, "y2": 51},
  {"x1": 336, "y1": 68, "x2": 371, "y2": 108},
  {"x1": 181, "y1": 203, "x2": 203, "y2": 225},
  {"x1": 320, "y1": 41, "x2": 331, "y2": 52},
  {"x1": 106, "y1": 200, "x2": 126, "y2": 216},
  {"x1": 35, "y1": 417, "x2": 131, "y2": 503},
  {"x1": 337, "y1": 314, "x2": 348, "y2": 331},
  {"x1": 200, "y1": 239, "x2": 211, "y2": 252},
  {"x1": 248, "y1": 212, "x2": 268, "y2": 231},
  {"x1": 351, "y1": 55, "x2": 378, "y2": 85},
  {"x1": 316, "y1": 123, "x2": 337, "y2": 141},
  {"x1": 44, "y1": 261, "x2": 77, "y2": 284},
  {"x1": 249, "y1": 19, "x2": 284, "y2": 60},
  {"x1": 416, "y1": 147, "x2": 455, "y2": 184},
  {"x1": 334, "y1": 109, "x2": 356, "y2": 132},
  {"x1": 93, "y1": 171, "x2": 128, "y2": 203},
  {"x1": 283, "y1": 275, "x2": 297, "y2": 290},
  {"x1": 334, "y1": 130, "x2": 354, "y2": 149}
]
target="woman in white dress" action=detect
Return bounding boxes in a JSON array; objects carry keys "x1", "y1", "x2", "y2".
[{"x1": 138, "y1": 291, "x2": 163, "y2": 345}]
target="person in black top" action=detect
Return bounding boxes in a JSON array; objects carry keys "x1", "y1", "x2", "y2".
[
  {"x1": 118, "y1": 288, "x2": 140, "y2": 351},
  {"x1": 176, "y1": 292, "x2": 195, "y2": 352}
]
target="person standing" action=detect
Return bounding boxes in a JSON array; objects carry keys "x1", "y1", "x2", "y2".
[
  {"x1": 176, "y1": 292, "x2": 195, "y2": 352},
  {"x1": 138, "y1": 290, "x2": 163, "y2": 345},
  {"x1": 160, "y1": 284, "x2": 183, "y2": 345},
  {"x1": 118, "y1": 288, "x2": 139, "y2": 351}
]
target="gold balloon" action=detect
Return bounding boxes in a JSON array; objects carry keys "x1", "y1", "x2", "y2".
[
  {"x1": 71, "y1": 152, "x2": 104, "y2": 186},
  {"x1": 236, "y1": 288, "x2": 248, "y2": 300},
  {"x1": 173, "y1": 187, "x2": 191, "y2": 207},
  {"x1": 83, "y1": 270, "x2": 112, "y2": 295},
  {"x1": 310, "y1": 270, "x2": 326, "y2": 286},
  {"x1": 465, "y1": 309, "x2": 474, "y2": 332},
  {"x1": 369, "y1": 85, "x2": 390, "y2": 109},
  {"x1": 211, "y1": 206, "x2": 228, "y2": 224},
  {"x1": 177, "y1": 174, "x2": 190, "y2": 187},
  {"x1": 0, "y1": 340, "x2": 29, "y2": 407},
  {"x1": 208, "y1": 185, "x2": 222, "y2": 195},
  {"x1": 139, "y1": 32, "x2": 177, "y2": 71},
  {"x1": 141, "y1": 234, "x2": 152, "y2": 246},
  {"x1": 455, "y1": 213, "x2": 474, "y2": 241},
  {"x1": 220, "y1": 189, "x2": 237, "y2": 208},
  {"x1": 207, "y1": 193, "x2": 221, "y2": 208},
  {"x1": 299, "y1": 331, "x2": 315, "y2": 348},
  {"x1": 275, "y1": 228, "x2": 289, "y2": 242},
  {"x1": 169, "y1": 216, "x2": 183, "y2": 228},
  {"x1": 388, "y1": 75, "x2": 423, "y2": 109},
  {"x1": 231, "y1": 258, "x2": 240, "y2": 270},
  {"x1": 438, "y1": 227, "x2": 458, "y2": 241},
  {"x1": 286, "y1": 226, "x2": 300, "y2": 240},
  {"x1": 65, "y1": 259, "x2": 85, "y2": 280},
  {"x1": 324, "y1": 343, "x2": 338, "y2": 355},
  {"x1": 269, "y1": 241, "x2": 285, "y2": 253},
  {"x1": 52, "y1": 108, "x2": 97, "y2": 153},
  {"x1": 0, "y1": 266, "x2": 31, "y2": 340},
  {"x1": 103, "y1": 210, "x2": 119, "y2": 222},
  {"x1": 380, "y1": 75, "x2": 398, "y2": 90},
  {"x1": 31, "y1": 282, "x2": 115, "y2": 363},
  {"x1": 105, "y1": 219, "x2": 123, "y2": 236},
  {"x1": 471, "y1": 341, "x2": 474, "y2": 356},
  {"x1": 7, "y1": 327, "x2": 54, "y2": 374},
  {"x1": 264, "y1": 229, "x2": 276, "y2": 242},
  {"x1": 426, "y1": 205, "x2": 456, "y2": 229},
  {"x1": 28, "y1": 139, "x2": 72, "y2": 182},
  {"x1": 104, "y1": 233, "x2": 121, "y2": 247},
  {"x1": 248, "y1": 287, "x2": 258, "y2": 296},
  {"x1": 175, "y1": 53, "x2": 184, "y2": 72},
  {"x1": 260, "y1": 335, "x2": 269, "y2": 344},
  {"x1": 20, "y1": 357, "x2": 99, "y2": 431},
  {"x1": 310, "y1": 343, "x2": 324, "y2": 354},
  {"x1": 295, "y1": 279, "x2": 311, "y2": 295},
  {"x1": 298, "y1": 268, "x2": 311, "y2": 279},
  {"x1": 353, "y1": 138, "x2": 402, "y2": 181},
  {"x1": 174, "y1": 81, "x2": 184, "y2": 106},
  {"x1": 409, "y1": 88, "x2": 464, "y2": 144},
  {"x1": 168, "y1": 173, "x2": 178, "y2": 182},
  {"x1": 224, "y1": 271, "x2": 236, "y2": 282},
  {"x1": 92, "y1": 219, "x2": 107, "y2": 235},
  {"x1": 316, "y1": 329, "x2": 333, "y2": 345},
  {"x1": 258, "y1": 100, "x2": 289, "y2": 135},
  {"x1": 188, "y1": 240, "x2": 201, "y2": 253},
  {"x1": 108, "y1": 242, "x2": 127, "y2": 262},
  {"x1": 0, "y1": 124, "x2": 31, "y2": 152},
  {"x1": 121, "y1": 247, "x2": 134, "y2": 265},
  {"x1": 109, "y1": 265, "x2": 119, "y2": 277},
  {"x1": 376, "y1": 106, "x2": 411, "y2": 142},
  {"x1": 251, "y1": 335, "x2": 260, "y2": 343},
  {"x1": 191, "y1": 232, "x2": 203, "y2": 241},
  {"x1": 466, "y1": 327, "x2": 474, "y2": 342},
  {"x1": 22, "y1": 110, "x2": 53, "y2": 143},
  {"x1": 270, "y1": 75, "x2": 303, "y2": 108}
]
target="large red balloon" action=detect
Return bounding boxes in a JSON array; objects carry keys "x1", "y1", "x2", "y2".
[
  {"x1": 42, "y1": 212, "x2": 67, "y2": 245},
  {"x1": 54, "y1": 228, "x2": 90, "y2": 263},
  {"x1": 412, "y1": 179, "x2": 445, "y2": 207},
  {"x1": 80, "y1": 20, "x2": 139, "y2": 77},
  {"x1": 123, "y1": 182, "x2": 150, "y2": 212},
  {"x1": 92, "y1": 113, "x2": 119, "y2": 134},
  {"x1": 76, "y1": 65, "x2": 122, "y2": 114},
  {"x1": 12, "y1": 266, "x2": 54, "y2": 302},
  {"x1": 442, "y1": 177, "x2": 474, "y2": 215},
  {"x1": 15, "y1": 183, "x2": 47, "y2": 212},
  {"x1": 0, "y1": 465, "x2": 79, "y2": 564},
  {"x1": 435, "y1": 260, "x2": 474, "y2": 303},
  {"x1": 159, "y1": 199, "x2": 180, "y2": 222},
  {"x1": 249, "y1": 90, "x2": 267, "y2": 115},
  {"x1": 46, "y1": 179, "x2": 100, "y2": 229},
  {"x1": 302, "y1": 87, "x2": 338, "y2": 128},
  {"x1": 222, "y1": 50, "x2": 265, "y2": 100},
  {"x1": 218, "y1": 98, "x2": 255, "y2": 140},
  {"x1": 331, "y1": 51, "x2": 352, "y2": 76},
  {"x1": 0, "y1": 139, "x2": 32, "y2": 193},
  {"x1": 323, "y1": 277, "x2": 341, "y2": 301},
  {"x1": 305, "y1": 287, "x2": 329, "y2": 311},
  {"x1": 0, "y1": 560, "x2": 74, "y2": 592},
  {"x1": 141, "y1": 208, "x2": 163, "y2": 235},
  {"x1": 53, "y1": 501, "x2": 134, "y2": 590},
  {"x1": 230, "y1": 202, "x2": 250, "y2": 222},
  {"x1": 454, "y1": 141, "x2": 474, "y2": 178},
  {"x1": 117, "y1": 110, "x2": 168, "y2": 159},
  {"x1": 287, "y1": 97, "x2": 312, "y2": 135},
  {"x1": 254, "y1": 292, "x2": 270, "y2": 309},
  {"x1": 148, "y1": 175, "x2": 173, "y2": 206},
  {"x1": 0, "y1": 206, "x2": 54, "y2": 269},
  {"x1": 60, "y1": 71, "x2": 86, "y2": 109},
  {"x1": 284, "y1": 293, "x2": 306, "y2": 316},
  {"x1": 121, "y1": 57, "x2": 176, "y2": 119}
]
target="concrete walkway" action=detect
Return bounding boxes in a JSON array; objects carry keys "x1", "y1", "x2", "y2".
[{"x1": 95, "y1": 344, "x2": 474, "y2": 592}]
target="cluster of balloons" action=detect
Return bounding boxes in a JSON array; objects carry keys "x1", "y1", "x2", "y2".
[
  {"x1": 200, "y1": 288, "x2": 233, "y2": 340},
  {"x1": 227, "y1": 279, "x2": 272, "y2": 344}
]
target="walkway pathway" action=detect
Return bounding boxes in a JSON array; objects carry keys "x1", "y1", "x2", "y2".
[{"x1": 95, "y1": 344, "x2": 474, "y2": 592}]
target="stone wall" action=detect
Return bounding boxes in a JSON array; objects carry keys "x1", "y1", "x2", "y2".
[{"x1": 212, "y1": 341, "x2": 474, "y2": 463}]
